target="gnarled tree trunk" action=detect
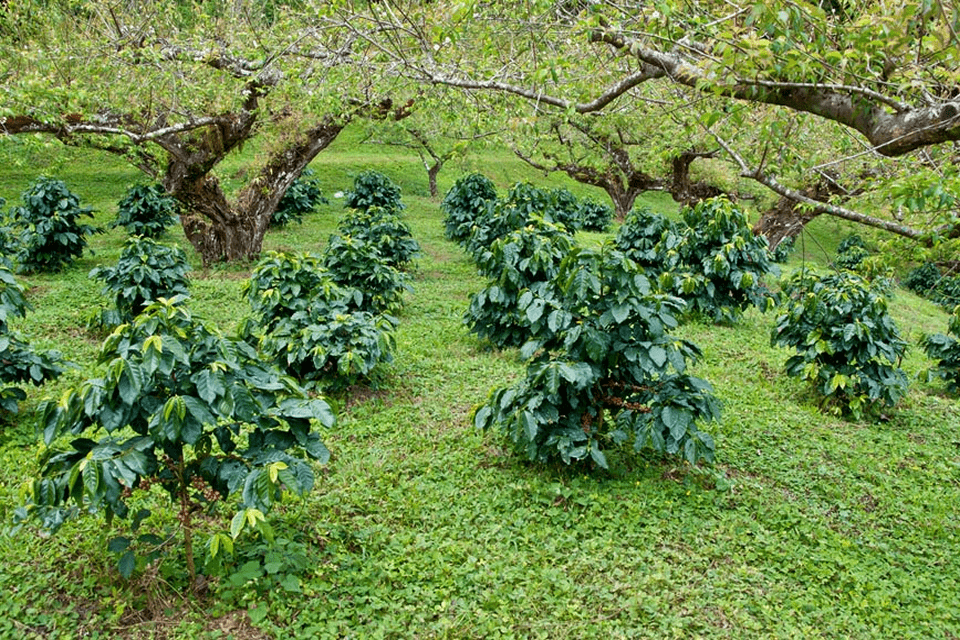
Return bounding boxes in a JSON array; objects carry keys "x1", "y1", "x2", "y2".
[
  {"x1": 669, "y1": 149, "x2": 725, "y2": 208},
  {"x1": 753, "y1": 174, "x2": 847, "y2": 249}
]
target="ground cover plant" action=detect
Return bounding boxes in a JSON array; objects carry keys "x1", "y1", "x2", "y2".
[{"x1": 0, "y1": 138, "x2": 958, "y2": 638}]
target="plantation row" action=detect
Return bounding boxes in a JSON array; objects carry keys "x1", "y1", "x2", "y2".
[
  {"x1": 439, "y1": 173, "x2": 960, "y2": 464},
  {"x1": 2, "y1": 166, "x2": 960, "y2": 587},
  {"x1": 1, "y1": 170, "x2": 417, "y2": 579}
]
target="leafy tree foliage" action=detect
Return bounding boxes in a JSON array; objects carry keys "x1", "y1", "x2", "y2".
[
  {"x1": 9, "y1": 177, "x2": 102, "y2": 273},
  {"x1": 344, "y1": 170, "x2": 404, "y2": 213},
  {"x1": 475, "y1": 245, "x2": 720, "y2": 468},
  {"x1": 336, "y1": 206, "x2": 420, "y2": 270},
  {"x1": 772, "y1": 271, "x2": 908, "y2": 420},
  {"x1": 465, "y1": 217, "x2": 575, "y2": 349},
  {"x1": 113, "y1": 184, "x2": 179, "y2": 238},
  {"x1": 18, "y1": 298, "x2": 335, "y2": 582},
  {"x1": 272, "y1": 169, "x2": 327, "y2": 228},
  {"x1": 441, "y1": 173, "x2": 498, "y2": 243},
  {"x1": 89, "y1": 237, "x2": 191, "y2": 327},
  {"x1": 0, "y1": 267, "x2": 65, "y2": 413},
  {"x1": 921, "y1": 306, "x2": 960, "y2": 394}
]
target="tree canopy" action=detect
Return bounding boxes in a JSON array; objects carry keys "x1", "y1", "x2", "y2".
[{"x1": 3, "y1": 0, "x2": 960, "y2": 259}]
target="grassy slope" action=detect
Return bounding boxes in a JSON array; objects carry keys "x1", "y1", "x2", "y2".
[{"x1": 0, "y1": 132, "x2": 957, "y2": 638}]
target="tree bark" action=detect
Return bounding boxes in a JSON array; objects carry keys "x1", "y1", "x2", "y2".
[
  {"x1": 427, "y1": 161, "x2": 440, "y2": 198},
  {"x1": 669, "y1": 150, "x2": 725, "y2": 208},
  {"x1": 753, "y1": 175, "x2": 846, "y2": 249}
]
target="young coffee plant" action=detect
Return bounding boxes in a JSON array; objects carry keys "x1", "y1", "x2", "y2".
[
  {"x1": 10, "y1": 176, "x2": 103, "y2": 273},
  {"x1": 833, "y1": 234, "x2": 870, "y2": 271},
  {"x1": 770, "y1": 235, "x2": 796, "y2": 264},
  {"x1": 577, "y1": 199, "x2": 614, "y2": 232},
  {"x1": 474, "y1": 245, "x2": 721, "y2": 468},
  {"x1": 920, "y1": 305, "x2": 960, "y2": 394},
  {"x1": 113, "y1": 183, "x2": 179, "y2": 238},
  {"x1": 321, "y1": 234, "x2": 409, "y2": 315},
  {"x1": 242, "y1": 252, "x2": 338, "y2": 331},
  {"x1": 89, "y1": 237, "x2": 191, "y2": 327},
  {"x1": 903, "y1": 262, "x2": 942, "y2": 296},
  {"x1": 343, "y1": 170, "x2": 404, "y2": 213},
  {"x1": 465, "y1": 217, "x2": 575, "y2": 349},
  {"x1": 0, "y1": 201, "x2": 18, "y2": 270},
  {"x1": 272, "y1": 169, "x2": 327, "y2": 228},
  {"x1": 337, "y1": 206, "x2": 420, "y2": 270},
  {"x1": 614, "y1": 207, "x2": 681, "y2": 273},
  {"x1": 0, "y1": 267, "x2": 65, "y2": 413},
  {"x1": 662, "y1": 197, "x2": 777, "y2": 324},
  {"x1": 502, "y1": 183, "x2": 581, "y2": 231},
  {"x1": 441, "y1": 172, "x2": 498, "y2": 243},
  {"x1": 17, "y1": 298, "x2": 335, "y2": 583},
  {"x1": 463, "y1": 198, "x2": 536, "y2": 262},
  {"x1": 258, "y1": 296, "x2": 397, "y2": 391},
  {"x1": 772, "y1": 271, "x2": 908, "y2": 420},
  {"x1": 242, "y1": 252, "x2": 397, "y2": 390}
]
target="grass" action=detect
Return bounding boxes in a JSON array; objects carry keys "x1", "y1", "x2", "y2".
[{"x1": 0, "y1": 131, "x2": 958, "y2": 638}]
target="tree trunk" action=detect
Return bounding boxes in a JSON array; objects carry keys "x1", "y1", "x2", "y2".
[
  {"x1": 753, "y1": 174, "x2": 846, "y2": 249},
  {"x1": 165, "y1": 119, "x2": 346, "y2": 265},
  {"x1": 427, "y1": 161, "x2": 440, "y2": 198},
  {"x1": 669, "y1": 150, "x2": 724, "y2": 208}
]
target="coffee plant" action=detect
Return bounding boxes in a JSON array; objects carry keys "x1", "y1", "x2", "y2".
[
  {"x1": 0, "y1": 267, "x2": 65, "y2": 413},
  {"x1": 272, "y1": 169, "x2": 327, "y2": 228},
  {"x1": 242, "y1": 252, "x2": 396, "y2": 390},
  {"x1": 903, "y1": 262, "x2": 942, "y2": 296},
  {"x1": 465, "y1": 217, "x2": 575, "y2": 349},
  {"x1": 614, "y1": 207, "x2": 680, "y2": 273},
  {"x1": 258, "y1": 296, "x2": 397, "y2": 390},
  {"x1": 441, "y1": 173, "x2": 498, "y2": 243},
  {"x1": 113, "y1": 183, "x2": 179, "y2": 238},
  {"x1": 577, "y1": 199, "x2": 614, "y2": 232},
  {"x1": 920, "y1": 306, "x2": 960, "y2": 394},
  {"x1": 0, "y1": 200, "x2": 17, "y2": 270},
  {"x1": 772, "y1": 271, "x2": 908, "y2": 420},
  {"x1": 321, "y1": 235, "x2": 409, "y2": 315},
  {"x1": 336, "y1": 206, "x2": 420, "y2": 270},
  {"x1": 771, "y1": 235, "x2": 796, "y2": 264},
  {"x1": 662, "y1": 197, "x2": 777, "y2": 324},
  {"x1": 502, "y1": 183, "x2": 581, "y2": 231},
  {"x1": 474, "y1": 245, "x2": 721, "y2": 468},
  {"x1": 17, "y1": 298, "x2": 335, "y2": 583},
  {"x1": 89, "y1": 237, "x2": 191, "y2": 327},
  {"x1": 833, "y1": 234, "x2": 870, "y2": 271},
  {"x1": 463, "y1": 198, "x2": 536, "y2": 262},
  {"x1": 242, "y1": 252, "x2": 339, "y2": 331},
  {"x1": 10, "y1": 177, "x2": 103, "y2": 273},
  {"x1": 343, "y1": 170, "x2": 404, "y2": 213}
]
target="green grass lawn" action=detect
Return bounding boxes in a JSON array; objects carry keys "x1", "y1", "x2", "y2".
[{"x1": 0, "y1": 133, "x2": 958, "y2": 638}]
